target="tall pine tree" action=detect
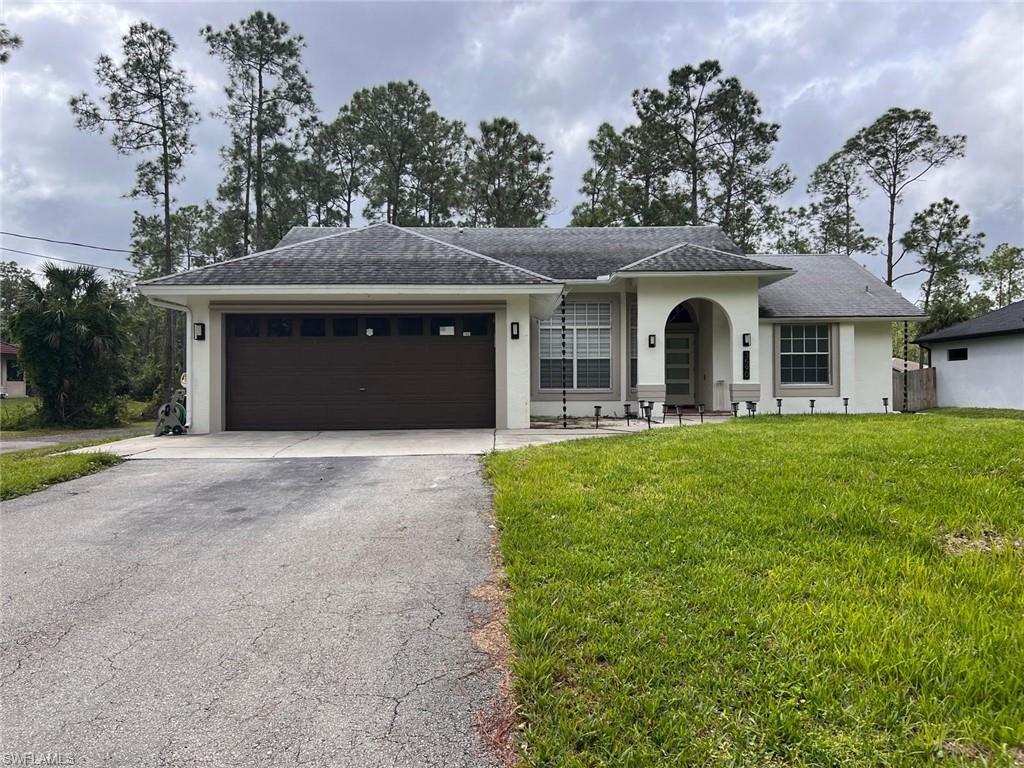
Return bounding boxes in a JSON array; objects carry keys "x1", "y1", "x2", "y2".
[
  {"x1": 71, "y1": 22, "x2": 199, "y2": 400},
  {"x1": 203, "y1": 11, "x2": 313, "y2": 252}
]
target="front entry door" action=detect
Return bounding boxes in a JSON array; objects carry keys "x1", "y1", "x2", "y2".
[{"x1": 665, "y1": 332, "x2": 695, "y2": 406}]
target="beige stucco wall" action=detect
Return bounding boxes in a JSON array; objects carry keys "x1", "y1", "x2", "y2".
[{"x1": 0, "y1": 353, "x2": 27, "y2": 398}]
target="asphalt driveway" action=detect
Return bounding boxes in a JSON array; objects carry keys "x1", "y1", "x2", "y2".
[{"x1": 0, "y1": 456, "x2": 503, "y2": 767}]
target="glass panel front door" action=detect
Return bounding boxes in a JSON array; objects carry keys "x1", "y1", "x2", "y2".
[{"x1": 665, "y1": 333, "x2": 695, "y2": 405}]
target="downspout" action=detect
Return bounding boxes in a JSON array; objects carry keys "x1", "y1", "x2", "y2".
[{"x1": 147, "y1": 296, "x2": 193, "y2": 429}]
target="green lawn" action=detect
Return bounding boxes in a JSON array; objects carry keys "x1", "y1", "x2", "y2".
[
  {"x1": 923, "y1": 407, "x2": 1024, "y2": 421},
  {"x1": 486, "y1": 413, "x2": 1024, "y2": 767},
  {"x1": 1, "y1": 440, "x2": 124, "y2": 500},
  {"x1": 0, "y1": 397, "x2": 152, "y2": 437}
]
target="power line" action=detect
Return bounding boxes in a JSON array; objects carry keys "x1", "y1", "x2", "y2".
[
  {"x1": 0, "y1": 246, "x2": 139, "y2": 276},
  {"x1": 0, "y1": 230, "x2": 139, "y2": 255}
]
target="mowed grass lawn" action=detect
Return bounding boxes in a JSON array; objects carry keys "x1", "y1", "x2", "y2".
[
  {"x1": 1, "y1": 441, "x2": 123, "y2": 500},
  {"x1": 486, "y1": 413, "x2": 1024, "y2": 767}
]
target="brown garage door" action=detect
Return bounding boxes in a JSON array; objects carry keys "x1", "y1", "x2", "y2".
[{"x1": 226, "y1": 314, "x2": 495, "y2": 430}]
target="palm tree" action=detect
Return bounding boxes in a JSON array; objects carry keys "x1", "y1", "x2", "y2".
[{"x1": 10, "y1": 264, "x2": 128, "y2": 425}]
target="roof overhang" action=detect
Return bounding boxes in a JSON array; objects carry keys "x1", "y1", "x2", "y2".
[
  {"x1": 763, "y1": 315, "x2": 927, "y2": 323},
  {"x1": 137, "y1": 283, "x2": 564, "y2": 298},
  {"x1": 915, "y1": 328, "x2": 1024, "y2": 345}
]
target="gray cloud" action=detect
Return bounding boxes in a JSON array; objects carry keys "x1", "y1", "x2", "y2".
[{"x1": 2, "y1": 1, "x2": 1021, "y2": 301}]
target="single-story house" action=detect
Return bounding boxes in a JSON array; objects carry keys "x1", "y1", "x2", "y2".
[
  {"x1": 0, "y1": 341, "x2": 26, "y2": 398},
  {"x1": 137, "y1": 223, "x2": 924, "y2": 432},
  {"x1": 915, "y1": 299, "x2": 1024, "y2": 410}
]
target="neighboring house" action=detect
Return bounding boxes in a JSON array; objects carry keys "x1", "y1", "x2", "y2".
[
  {"x1": 915, "y1": 299, "x2": 1024, "y2": 410},
  {"x1": 137, "y1": 223, "x2": 923, "y2": 433},
  {"x1": 0, "y1": 341, "x2": 26, "y2": 398}
]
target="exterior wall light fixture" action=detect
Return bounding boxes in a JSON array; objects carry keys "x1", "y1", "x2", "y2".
[
  {"x1": 193, "y1": 322, "x2": 206, "y2": 341},
  {"x1": 742, "y1": 333, "x2": 752, "y2": 347},
  {"x1": 510, "y1": 321, "x2": 520, "y2": 340},
  {"x1": 648, "y1": 334, "x2": 657, "y2": 348}
]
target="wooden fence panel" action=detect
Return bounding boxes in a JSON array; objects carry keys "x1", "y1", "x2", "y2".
[{"x1": 893, "y1": 367, "x2": 937, "y2": 412}]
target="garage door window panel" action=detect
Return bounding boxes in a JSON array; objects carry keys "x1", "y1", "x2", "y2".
[
  {"x1": 332, "y1": 317, "x2": 358, "y2": 337},
  {"x1": 398, "y1": 317, "x2": 424, "y2": 336},
  {"x1": 233, "y1": 317, "x2": 261, "y2": 337},
  {"x1": 430, "y1": 317, "x2": 457, "y2": 337},
  {"x1": 300, "y1": 318, "x2": 326, "y2": 337},
  {"x1": 365, "y1": 317, "x2": 390, "y2": 337},
  {"x1": 268, "y1": 318, "x2": 293, "y2": 337},
  {"x1": 461, "y1": 315, "x2": 490, "y2": 337}
]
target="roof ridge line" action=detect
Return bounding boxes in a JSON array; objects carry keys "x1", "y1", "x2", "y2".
[
  {"x1": 616, "y1": 239, "x2": 791, "y2": 274},
  {"x1": 139, "y1": 224, "x2": 384, "y2": 286},
  {"x1": 680, "y1": 240, "x2": 777, "y2": 264},
  {"x1": 615, "y1": 240, "x2": 698, "y2": 272},
  {"x1": 386, "y1": 223, "x2": 556, "y2": 283}
]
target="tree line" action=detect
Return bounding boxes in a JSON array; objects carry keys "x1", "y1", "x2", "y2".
[
  {"x1": 57, "y1": 13, "x2": 559, "y2": 404},
  {"x1": 568, "y1": 61, "x2": 1021, "y2": 346},
  {"x1": 1, "y1": 15, "x2": 1021, "y2": 424}
]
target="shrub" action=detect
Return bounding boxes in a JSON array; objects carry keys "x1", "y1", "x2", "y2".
[{"x1": 10, "y1": 264, "x2": 128, "y2": 427}]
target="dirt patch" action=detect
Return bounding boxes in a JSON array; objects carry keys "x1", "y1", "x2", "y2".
[
  {"x1": 471, "y1": 506, "x2": 519, "y2": 767},
  {"x1": 940, "y1": 530, "x2": 1024, "y2": 556},
  {"x1": 941, "y1": 740, "x2": 1024, "y2": 765}
]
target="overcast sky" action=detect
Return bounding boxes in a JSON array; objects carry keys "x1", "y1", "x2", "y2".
[{"x1": 1, "y1": 1, "x2": 1022, "y2": 301}]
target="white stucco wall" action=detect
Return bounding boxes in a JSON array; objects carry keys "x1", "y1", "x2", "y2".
[
  {"x1": 170, "y1": 290, "x2": 542, "y2": 434},
  {"x1": 636, "y1": 275, "x2": 760, "y2": 414},
  {"x1": 929, "y1": 335, "x2": 1024, "y2": 409},
  {"x1": 757, "y1": 319, "x2": 892, "y2": 414}
]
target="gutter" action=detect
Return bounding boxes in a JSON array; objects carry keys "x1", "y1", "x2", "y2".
[{"x1": 146, "y1": 296, "x2": 192, "y2": 429}]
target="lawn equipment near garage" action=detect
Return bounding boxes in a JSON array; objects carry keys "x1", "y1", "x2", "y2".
[{"x1": 154, "y1": 389, "x2": 188, "y2": 436}]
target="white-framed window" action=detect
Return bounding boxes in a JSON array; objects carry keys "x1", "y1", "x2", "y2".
[
  {"x1": 539, "y1": 302, "x2": 612, "y2": 389},
  {"x1": 629, "y1": 301, "x2": 638, "y2": 389},
  {"x1": 779, "y1": 324, "x2": 831, "y2": 384}
]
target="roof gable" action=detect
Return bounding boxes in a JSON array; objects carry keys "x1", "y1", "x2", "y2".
[{"x1": 141, "y1": 223, "x2": 552, "y2": 287}]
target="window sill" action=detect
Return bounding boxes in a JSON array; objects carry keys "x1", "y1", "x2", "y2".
[{"x1": 776, "y1": 384, "x2": 840, "y2": 398}]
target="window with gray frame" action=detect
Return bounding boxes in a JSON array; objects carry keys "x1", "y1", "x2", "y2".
[
  {"x1": 539, "y1": 302, "x2": 612, "y2": 389},
  {"x1": 779, "y1": 324, "x2": 831, "y2": 384}
]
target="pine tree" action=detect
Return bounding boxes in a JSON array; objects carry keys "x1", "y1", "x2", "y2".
[{"x1": 71, "y1": 22, "x2": 199, "y2": 400}]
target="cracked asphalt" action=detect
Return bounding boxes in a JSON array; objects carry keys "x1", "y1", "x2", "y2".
[{"x1": 0, "y1": 456, "x2": 502, "y2": 767}]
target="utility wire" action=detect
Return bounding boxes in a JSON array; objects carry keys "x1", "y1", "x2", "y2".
[
  {"x1": 0, "y1": 230, "x2": 140, "y2": 255},
  {"x1": 0, "y1": 246, "x2": 139, "y2": 276}
]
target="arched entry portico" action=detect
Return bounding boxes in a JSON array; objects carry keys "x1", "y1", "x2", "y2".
[
  {"x1": 663, "y1": 298, "x2": 734, "y2": 410},
  {"x1": 635, "y1": 275, "x2": 761, "y2": 415}
]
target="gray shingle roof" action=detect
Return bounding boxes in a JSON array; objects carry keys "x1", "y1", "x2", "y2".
[
  {"x1": 915, "y1": 299, "x2": 1024, "y2": 343},
  {"x1": 277, "y1": 225, "x2": 778, "y2": 279},
  {"x1": 620, "y1": 241, "x2": 783, "y2": 273},
  {"x1": 754, "y1": 254, "x2": 924, "y2": 318},
  {"x1": 142, "y1": 226, "x2": 924, "y2": 321},
  {"x1": 141, "y1": 224, "x2": 552, "y2": 287}
]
